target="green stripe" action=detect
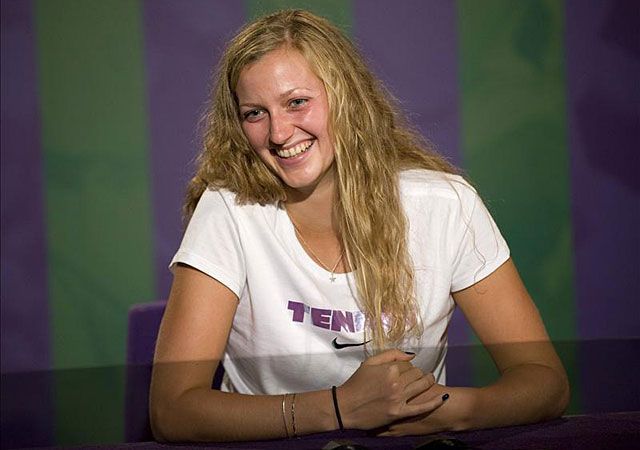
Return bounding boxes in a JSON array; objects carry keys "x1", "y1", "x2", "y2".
[
  {"x1": 244, "y1": 0, "x2": 352, "y2": 34},
  {"x1": 457, "y1": 0, "x2": 579, "y2": 412},
  {"x1": 34, "y1": 0, "x2": 154, "y2": 443}
]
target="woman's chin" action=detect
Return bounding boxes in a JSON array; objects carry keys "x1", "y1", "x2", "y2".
[
  {"x1": 283, "y1": 177, "x2": 320, "y2": 192},
  {"x1": 282, "y1": 171, "x2": 335, "y2": 198}
]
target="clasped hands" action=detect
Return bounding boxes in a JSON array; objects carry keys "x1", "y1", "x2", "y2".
[{"x1": 337, "y1": 349, "x2": 449, "y2": 435}]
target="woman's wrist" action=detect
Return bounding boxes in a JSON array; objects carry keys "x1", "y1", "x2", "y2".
[
  {"x1": 333, "y1": 385, "x2": 352, "y2": 429},
  {"x1": 446, "y1": 386, "x2": 480, "y2": 431},
  {"x1": 286, "y1": 389, "x2": 349, "y2": 436},
  {"x1": 408, "y1": 384, "x2": 479, "y2": 432},
  {"x1": 334, "y1": 384, "x2": 364, "y2": 430},
  {"x1": 331, "y1": 386, "x2": 345, "y2": 430}
]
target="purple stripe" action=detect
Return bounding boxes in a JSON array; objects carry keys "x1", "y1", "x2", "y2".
[
  {"x1": 353, "y1": 0, "x2": 467, "y2": 342},
  {"x1": 353, "y1": 0, "x2": 462, "y2": 167},
  {"x1": 1, "y1": 2, "x2": 54, "y2": 446},
  {"x1": 1, "y1": 0, "x2": 51, "y2": 372},
  {"x1": 353, "y1": 0, "x2": 470, "y2": 385},
  {"x1": 142, "y1": 1, "x2": 246, "y2": 296},
  {"x1": 564, "y1": 0, "x2": 640, "y2": 340},
  {"x1": 565, "y1": 0, "x2": 640, "y2": 414}
]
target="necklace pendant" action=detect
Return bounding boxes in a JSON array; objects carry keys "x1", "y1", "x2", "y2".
[{"x1": 330, "y1": 273, "x2": 336, "y2": 283}]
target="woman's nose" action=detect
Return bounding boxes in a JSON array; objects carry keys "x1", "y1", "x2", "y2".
[{"x1": 269, "y1": 112, "x2": 294, "y2": 145}]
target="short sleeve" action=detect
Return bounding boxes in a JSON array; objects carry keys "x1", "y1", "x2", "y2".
[
  {"x1": 169, "y1": 189, "x2": 246, "y2": 298},
  {"x1": 449, "y1": 181, "x2": 510, "y2": 292}
]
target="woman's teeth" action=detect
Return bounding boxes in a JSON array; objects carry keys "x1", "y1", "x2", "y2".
[{"x1": 276, "y1": 141, "x2": 313, "y2": 159}]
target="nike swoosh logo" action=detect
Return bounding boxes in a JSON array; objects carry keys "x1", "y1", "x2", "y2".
[{"x1": 331, "y1": 337, "x2": 371, "y2": 349}]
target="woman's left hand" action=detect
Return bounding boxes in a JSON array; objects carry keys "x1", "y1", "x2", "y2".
[
  {"x1": 378, "y1": 384, "x2": 459, "y2": 436},
  {"x1": 384, "y1": 259, "x2": 570, "y2": 437}
]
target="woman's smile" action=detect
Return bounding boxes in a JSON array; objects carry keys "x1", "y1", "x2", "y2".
[{"x1": 273, "y1": 139, "x2": 315, "y2": 159}]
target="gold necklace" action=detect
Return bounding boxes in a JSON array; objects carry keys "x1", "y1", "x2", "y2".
[{"x1": 287, "y1": 212, "x2": 344, "y2": 282}]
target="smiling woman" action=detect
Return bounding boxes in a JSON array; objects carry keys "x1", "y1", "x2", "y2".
[
  {"x1": 236, "y1": 47, "x2": 335, "y2": 195},
  {"x1": 149, "y1": 9, "x2": 569, "y2": 443}
]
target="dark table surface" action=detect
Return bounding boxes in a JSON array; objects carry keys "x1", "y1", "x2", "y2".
[{"x1": 51, "y1": 411, "x2": 639, "y2": 450}]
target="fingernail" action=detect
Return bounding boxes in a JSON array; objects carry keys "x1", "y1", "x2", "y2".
[
  {"x1": 404, "y1": 351, "x2": 415, "y2": 355},
  {"x1": 442, "y1": 393, "x2": 450, "y2": 401}
]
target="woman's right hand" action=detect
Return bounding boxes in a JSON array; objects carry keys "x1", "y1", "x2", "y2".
[{"x1": 337, "y1": 349, "x2": 445, "y2": 430}]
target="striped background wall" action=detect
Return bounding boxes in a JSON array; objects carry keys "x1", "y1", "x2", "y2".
[{"x1": 2, "y1": 0, "x2": 638, "y2": 446}]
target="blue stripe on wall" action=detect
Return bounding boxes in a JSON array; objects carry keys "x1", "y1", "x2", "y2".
[
  {"x1": 564, "y1": 0, "x2": 640, "y2": 340},
  {"x1": 354, "y1": 0, "x2": 462, "y2": 166},
  {"x1": 1, "y1": 0, "x2": 51, "y2": 374},
  {"x1": 142, "y1": 0, "x2": 247, "y2": 297},
  {"x1": 353, "y1": 0, "x2": 472, "y2": 386},
  {"x1": 564, "y1": 0, "x2": 640, "y2": 414},
  {"x1": 1, "y1": 2, "x2": 54, "y2": 447}
]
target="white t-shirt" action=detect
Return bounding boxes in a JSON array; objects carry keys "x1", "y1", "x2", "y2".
[{"x1": 170, "y1": 169, "x2": 510, "y2": 395}]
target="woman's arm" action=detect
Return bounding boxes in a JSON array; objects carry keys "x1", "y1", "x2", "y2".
[
  {"x1": 380, "y1": 258, "x2": 570, "y2": 436},
  {"x1": 150, "y1": 264, "x2": 444, "y2": 442}
]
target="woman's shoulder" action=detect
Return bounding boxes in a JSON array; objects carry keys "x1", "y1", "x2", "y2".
[
  {"x1": 398, "y1": 169, "x2": 476, "y2": 202},
  {"x1": 192, "y1": 186, "x2": 236, "y2": 214},
  {"x1": 186, "y1": 186, "x2": 280, "y2": 238},
  {"x1": 199, "y1": 186, "x2": 278, "y2": 212}
]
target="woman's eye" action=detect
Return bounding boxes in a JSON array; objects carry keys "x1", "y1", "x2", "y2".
[
  {"x1": 289, "y1": 98, "x2": 308, "y2": 108},
  {"x1": 243, "y1": 109, "x2": 264, "y2": 122}
]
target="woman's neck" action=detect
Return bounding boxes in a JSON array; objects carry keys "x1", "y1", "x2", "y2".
[{"x1": 284, "y1": 170, "x2": 337, "y2": 235}]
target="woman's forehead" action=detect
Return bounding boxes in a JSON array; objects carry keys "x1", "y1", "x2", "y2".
[{"x1": 236, "y1": 48, "x2": 325, "y2": 101}]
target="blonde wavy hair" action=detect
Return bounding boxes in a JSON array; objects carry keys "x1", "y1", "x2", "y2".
[{"x1": 185, "y1": 9, "x2": 457, "y2": 350}]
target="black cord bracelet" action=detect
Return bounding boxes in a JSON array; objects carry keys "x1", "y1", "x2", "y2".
[{"x1": 331, "y1": 385, "x2": 344, "y2": 431}]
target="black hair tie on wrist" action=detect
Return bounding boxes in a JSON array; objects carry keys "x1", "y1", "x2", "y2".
[{"x1": 331, "y1": 385, "x2": 345, "y2": 431}]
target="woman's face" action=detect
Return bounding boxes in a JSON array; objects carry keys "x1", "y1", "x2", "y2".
[{"x1": 236, "y1": 47, "x2": 335, "y2": 196}]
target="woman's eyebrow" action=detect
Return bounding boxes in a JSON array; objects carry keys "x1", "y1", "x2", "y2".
[
  {"x1": 239, "y1": 88, "x2": 315, "y2": 107},
  {"x1": 238, "y1": 101, "x2": 262, "y2": 108},
  {"x1": 278, "y1": 87, "x2": 313, "y2": 99}
]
